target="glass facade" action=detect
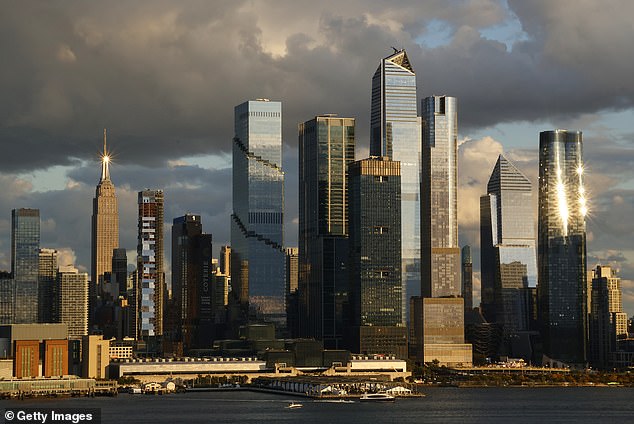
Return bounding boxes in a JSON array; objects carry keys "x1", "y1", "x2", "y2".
[
  {"x1": 421, "y1": 96, "x2": 460, "y2": 298},
  {"x1": 370, "y1": 50, "x2": 421, "y2": 318},
  {"x1": 298, "y1": 116, "x2": 355, "y2": 347},
  {"x1": 461, "y1": 246, "x2": 473, "y2": 312},
  {"x1": 38, "y1": 248, "x2": 58, "y2": 323},
  {"x1": 480, "y1": 154, "x2": 537, "y2": 334},
  {"x1": 137, "y1": 189, "x2": 165, "y2": 338},
  {"x1": 349, "y1": 158, "x2": 402, "y2": 328},
  {"x1": 231, "y1": 100, "x2": 285, "y2": 324},
  {"x1": 12, "y1": 208, "x2": 40, "y2": 323},
  {"x1": 171, "y1": 214, "x2": 213, "y2": 350},
  {"x1": 538, "y1": 130, "x2": 587, "y2": 364},
  {"x1": 0, "y1": 277, "x2": 14, "y2": 324}
]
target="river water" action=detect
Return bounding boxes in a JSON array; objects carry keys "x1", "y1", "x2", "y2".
[{"x1": 3, "y1": 387, "x2": 634, "y2": 423}]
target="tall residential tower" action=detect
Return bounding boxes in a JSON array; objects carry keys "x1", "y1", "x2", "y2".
[
  {"x1": 421, "y1": 95, "x2": 460, "y2": 298},
  {"x1": 538, "y1": 130, "x2": 587, "y2": 365},
  {"x1": 137, "y1": 189, "x2": 165, "y2": 338},
  {"x1": 415, "y1": 95, "x2": 472, "y2": 366},
  {"x1": 12, "y1": 208, "x2": 40, "y2": 323}
]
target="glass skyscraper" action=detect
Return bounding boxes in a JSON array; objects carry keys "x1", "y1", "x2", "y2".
[
  {"x1": 349, "y1": 157, "x2": 407, "y2": 357},
  {"x1": 137, "y1": 189, "x2": 165, "y2": 338},
  {"x1": 298, "y1": 115, "x2": 355, "y2": 347},
  {"x1": 538, "y1": 130, "x2": 587, "y2": 365},
  {"x1": 231, "y1": 99, "x2": 285, "y2": 325},
  {"x1": 38, "y1": 248, "x2": 58, "y2": 323},
  {"x1": 370, "y1": 49, "x2": 421, "y2": 318},
  {"x1": 421, "y1": 96, "x2": 460, "y2": 298},
  {"x1": 12, "y1": 208, "x2": 40, "y2": 323},
  {"x1": 171, "y1": 214, "x2": 214, "y2": 351},
  {"x1": 461, "y1": 246, "x2": 473, "y2": 313},
  {"x1": 480, "y1": 154, "x2": 537, "y2": 334}
]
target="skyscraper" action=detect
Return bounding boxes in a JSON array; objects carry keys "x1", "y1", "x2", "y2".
[
  {"x1": 480, "y1": 154, "x2": 537, "y2": 334},
  {"x1": 415, "y1": 95, "x2": 472, "y2": 366},
  {"x1": 538, "y1": 130, "x2": 587, "y2": 365},
  {"x1": 219, "y1": 245, "x2": 231, "y2": 277},
  {"x1": 298, "y1": 115, "x2": 355, "y2": 347},
  {"x1": 55, "y1": 266, "x2": 89, "y2": 339},
  {"x1": 0, "y1": 275, "x2": 13, "y2": 324},
  {"x1": 349, "y1": 157, "x2": 407, "y2": 357},
  {"x1": 589, "y1": 265, "x2": 628, "y2": 368},
  {"x1": 285, "y1": 247, "x2": 299, "y2": 337},
  {"x1": 231, "y1": 99, "x2": 285, "y2": 326},
  {"x1": 111, "y1": 248, "x2": 128, "y2": 298},
  {"x1": 12, "y1": 208, "x2": 40, "y2": 323},
  {"x1": 38, "y1": 248, "x2": 58, "y2": 323},
  {"x1": 137, "y1": 189, "x2": 165, "y2": 338},
  {"x1": 172, "y1": 214, "x2": 214, "y2": 351},
  {"x1": 370, "y1": 49, "x2": 421, "y2": 315},
  {"x1": 421, "y1": 95, "x2": 460, "y2": 297},
  {"x1": 461, "y1": 246, "x2": 473, "y2": 313},
  {"x1": 91, "y1": 129, "x2": 119, "y2": 315}
]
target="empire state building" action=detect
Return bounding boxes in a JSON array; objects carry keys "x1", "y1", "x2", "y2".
[{"x1": 90, "y1": 129, "x2": 119, "y2": 314}]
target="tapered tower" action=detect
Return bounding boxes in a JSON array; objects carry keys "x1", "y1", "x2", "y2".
[{"x1": 91, "y1": 129, "x2": 120, "y2": 318}]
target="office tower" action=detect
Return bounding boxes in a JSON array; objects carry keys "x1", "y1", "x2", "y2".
[
  {"x1": 172, "y1": 214, "x2": 214, "y2": 351},
  {"x1": 0, "y1": 275, "x2": 13, "y2": 324},
  {"x1": 416, "y1": 95, "x2": 471, "y2": 365},
  {"x1": 38, "y1": 248, "x2": 58, "y2": 323},
  {"x1": 172, "y1": 214, "x2": 202, "y2": 349},
  {"x1": 55, "y1": 266, "x2": 89, "y2": 339},
  {"x1": 231, "y1": 99, "x2": 285, "y2": 325},
  {"x1": 589, "y1": 266, "x2": 628, "y2": 368},
  {"x1": 91, "y1": 129, "x2": 119, "y2": 313},
  {"x1": 126, "y1": 270, "x2": 138, "y2": 340},
  {"x1": 213, "y1": 267, "x2": 229, "y2": 313},
  {"x1": 370, "y1": 49, "x2": 421, "y2": 310},
  {"x1": 421, "y1": 95, "x2": 460, "y2": 298},
  {"x1": 538, "y1": 130, "x2": 587, "y2": 365},
  {"x1": 349, "y1": 157, "x2": 407, "y2": 357},
  {"x1": 480, "y1": 154, "x2": 537, "y2": 334},
  {"x1": 137, "y1": 189, "x2": 165, "y2": 338},
  {"x1": 12, "y1": 208, "x2": 40, "y2": 323},
  {"x1": 298, "y1": 115, "x2": 355, "y2": 347},
  {"x1": 461, "y1": 246, "x2": 473, "y2": 312},
  {"x1": 111, "y1": 248, "x2": 128, "y2": 298},
  {"x1": 285, "y1": 247, "x2": 299, "y2": 337}
]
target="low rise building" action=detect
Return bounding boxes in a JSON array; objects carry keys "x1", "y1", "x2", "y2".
[{"x1": 82, "y1": 335, "x2": 110, "y2": 379}]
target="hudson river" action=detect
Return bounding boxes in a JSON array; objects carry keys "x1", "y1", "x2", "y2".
[{"x1": 3, "y1": 387, "x2": 634, "y2": 423}]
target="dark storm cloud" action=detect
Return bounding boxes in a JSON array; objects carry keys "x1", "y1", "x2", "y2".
[
  {"x1": 1, "y1": 0, "x2": 634, "y2": 311},
  {"x1": 2, "y1": 1, "x2": 634, "y2": 172}
]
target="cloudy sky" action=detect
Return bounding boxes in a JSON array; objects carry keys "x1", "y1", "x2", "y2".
[{"x1": 1, "y1": 0, "x2": 633, "y2": 315}]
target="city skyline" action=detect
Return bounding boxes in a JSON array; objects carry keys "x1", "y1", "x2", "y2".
[{"x1": 1, "y1": 1, "x2": 633, "y2": 317}]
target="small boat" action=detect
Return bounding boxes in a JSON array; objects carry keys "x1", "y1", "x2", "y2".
[
  {"x1": 286, "y1": 401, "x2": 304, "y2": 409},
  {"x1": 359, "y1": 393, "x2": 395, "y2": 402}
]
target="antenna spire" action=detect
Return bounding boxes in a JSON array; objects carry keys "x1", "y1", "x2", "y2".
[{"x1": 101, "y1": 128, "x2": 110, "y2": 181}]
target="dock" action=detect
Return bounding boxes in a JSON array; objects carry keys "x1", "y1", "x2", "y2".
[{"x1": 0, "y1": 377, "x2": 118, "y2": 399}]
